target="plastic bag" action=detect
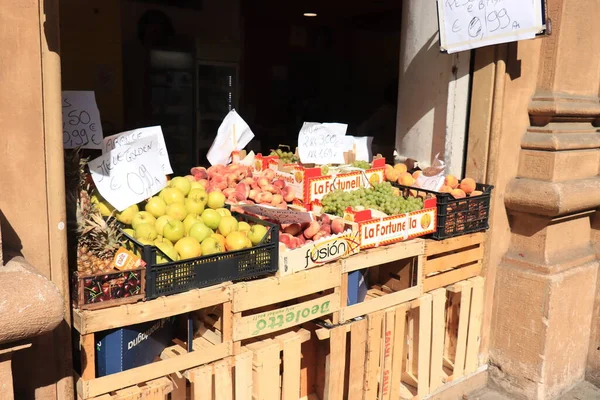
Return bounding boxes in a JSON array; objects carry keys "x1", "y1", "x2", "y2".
[{"x1": 415, "y1": 153, "x2": 446, "y2": 191}]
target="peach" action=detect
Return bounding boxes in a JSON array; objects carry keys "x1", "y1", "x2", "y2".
[
  {"x1": 439, "y1": 185, "x2": 453, "y2": 193},
  {"x1": 275, "y1": 203, "x2": 288, "y2": 209},
  {"x1": 282, "y1": 186, "x2": 296, "y2": 203},
  {"x1": 256, "y1": 191, "x2": 273, "y2": 204},
  {"x1": 236, "y1": 182, "x2": 250, "y2": 198},
  {"x1": 393, "y1": 163, "x2": 408, "y2": 174},
  {"x1": 232, "y1": 190, "x2": 247, "y2": 201},
  {"x1": 273, "y1": 179, "x2": 286, "y2": 189},
  {"x1": 295, "y1": 235, "x2": 306, "y2": 245},
  {"x1": 331, "y1": 218, "x2": 346, "y2": 234},
  {"x1": 303, "y1": 221, "x2": 321, "y2": 239},
  {"x1": 397, "y1": 172, "x2": 416, "y2": 187},
  {"x1": 459, "y1": 178, "x2": 476, "y2": 194},
  {"x1": 444, "y1": 175, "x2": 459, "y2": 189},
  {"x1": 223, "y1": 188, "x2": 236, "y2": 197},
  {"x1": 284, "y1": 223, "x2": 302, "y2": 236},
  {"x1": 320, "y1": 223, "x2": 332, "y2": 235},
  {"x1": 248, "y1": 189, "x2": 258, "y2": 200},
  {"x1": 279, "y1": 233, "x2": 294, "y2": 249},
  {"x1": 412, "y1": 170, "x2": 422, "y2": 179},
  {"x1": 257, "y1": 177, "x2": 270, "y2": 189},
  {"x1": 470, "y1": 190, "x2": 483, "y2": 197},
  {"x1": 320, "y1": 214, "x2": 331, "y2": 225},
  {"x1": 261, "y1": 169, "x2": 276, "y2": 181},
  {"x1": 271, "y1": 194, "x2": 283, "y2": 205},
  {"x1": 197, "y1": 179, "x2": 209, "y2": 188},
  {"x1": 451, "y1": 189, "x2": 467, "y2": 199},
  {"x1": 385, "y1": 168, "x2": 400, "y2": 182},
  {"x1": 313, "y1": 230, "x2": 328, "y2": 241}
]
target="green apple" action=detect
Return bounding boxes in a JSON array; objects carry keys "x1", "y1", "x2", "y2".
[
  {"x1": 185, "y1": 198, "x2": 205, "y2": 215},
  {"x1": 156, "y1": 242, "x2": 178, "y2": 264},
  {"x1": 145, "y1": 196, "x2": 167, "y2": 218},
  {"x1": 207, "y1": 191, "x2": 226, "y2": 210},
  {"x1": 247, "y1": 224, "x2": 268, "y2": 246},
  {"x1": 166, "y1": 202, "x2": 188, "y2": 221},
  {"x1": 91, "y1": 192, "x2": 116, "y2": 217},
  {"x1": 188, "y1": 188, "x2": 208, "y2": 204},
  {"x1": 123, "y1": 228, "x2": 135, "y2": 238},
  {"x1": 238, "y1": 221, "x2": 251, "y2": 233},
  {"x1": 216, "y1": 208, "x2": 231, "y2": 217},
  {"x1": 160, "y1": 187, "x2": 185, "y2": 205},
  {"x1": 174, "y1": 237, "x2": 202, "y2": 260},
  {"x1": 190, "y1": 181, "x2": 205, "y2": 191},
  {"x1": 189, "y1": 222, "x2": 213, "y2": 243},
  {"x1": 135, "y1": 223, "x2": 158, "y2": 241},
  {"x1": 218, "y1": 215, "x2": 239, "y2": 237},
  {"x1": 116, "y1": 204, "x2": 139, "y2": 225},
  {"x1": 131, "y1": 211, "x2": 156, "y2": 230},
  {"x1": 225, "y1": 231, "x2": 250, "y2": 251},
  {"x1": 137, "y1": 238, "x2": 155, "y2": 246},
  {"x1": 183, "y1": 213, "x2": 202, "y2": 234},
  {"x1": 169, "y1": 176, "x2": 192, "y2": 196},
  {"x1": 201, "y1": 209, "x2": 221, "y2": 230},
  {"x1": 154, "y1": 237, "x2": 173, "y2": 248},
  {"x1": 155, "y1": 215, "x2": 174, "y2": 236},
  {"x1": 201, "y1": 237, "x2": 223, "y2": 256},
  {"x1": 163, "y1": 220, "x2": 185, "y2": 242}
]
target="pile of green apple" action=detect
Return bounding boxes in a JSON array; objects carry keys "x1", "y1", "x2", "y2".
[{"x1": 114, "y1": 176, "x2": 270, "y2": 263}]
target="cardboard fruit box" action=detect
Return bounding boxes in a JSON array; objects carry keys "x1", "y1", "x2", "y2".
[{"x1": 278, "y1": 213, "x2": 360, "y2": 276}]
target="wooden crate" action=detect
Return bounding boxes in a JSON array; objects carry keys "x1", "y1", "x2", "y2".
[
  {"x1": 336, "y1": 239, "x2": 425, "y2": 323},
  {"x1": 83, "y1": 377, "x2": 174, "y2": 400},
  {"x1": 230, "y1": 264, "x2": 341, "y2": 349},
  {"x1": 182, "y1": 328, "x2": 312, "y2": 400},
  {"x1": 73, "y1": 283, "x2": 233, "y2": 399},
  {"x1": 422, "y1": 233, "x2": 485, "y2": 292}
]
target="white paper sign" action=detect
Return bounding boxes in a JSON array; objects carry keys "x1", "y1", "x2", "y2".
[
  {"x1": 61, "y1": 91, "x2": 104, "y2": 149},
  {"x1": 207, "y1": 110, "x2": 255, "y2": 166},
  {"x1": 89, "y1": 137, "x2": 167, "y2": 211},
  {"x1": 238, "y1": 204, "x2": 313, "y2": 224},
  {"x1": 344, "y1": 136, "x2": 373, "y2": 162},
  {"x1": 298, "y1": 122, "x2": 348, "y2": 165},
  {"x1": 438, "y1": 0, "x2": 545, "y2": 54},
  {"x1": 103, "y1": 126, "x2": 173, "y2": 175}
]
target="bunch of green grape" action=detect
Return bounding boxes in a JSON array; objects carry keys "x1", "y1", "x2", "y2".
[
  {"x1": 351, "y1": 160, "x2": 371, "y2": 170},
  {"x1": 321, "y1": 182, "x2": 424, "y2": 217},
  {"x1": 270, "y1": 148, "x2": 299, "y2": 164},
  {"x1": 320, "y1": 165, "x2": 330, "y2": 176}
]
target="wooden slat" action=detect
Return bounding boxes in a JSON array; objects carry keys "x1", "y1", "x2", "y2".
[
  {"x1": 232, "y1": 264, "x2": 341, "y2": 312},
  {"x1": 113, "y1": 385, "x2": 142, "y2": 400},
  {"x1": 143, "y1": 377, "x2": 174, "y2": 400},
  {"x1": 74, "y1": 283, "x2": 231, "y2": 334},
  {"x1": 81, "y1": 333, "x2": 96, "y2": 381},
  {"x1": 423, "y1": 262, "x2": 482, "y2": 292},
  {"x1": 363, "y1": 311, "x2": 383, "y2": 400},
  {"x1": 190, "y1": 365, "x2": 213, "y2": 400},
  {"x1": 430, "y1": 289, "x2": 447, "y2": 392},
  {"x1": 214, "y1": 359, "x2": 233, "y2": 400},
  {"x1": 379, "y1": 309, "x2": 395, "y2": 400},
  {"x1": 465, "y1": 277, "x2": 485, "y2": 374},
  {"x1": 340, "y1": 285, "x2": 421, "y2": 322},
  {"x1": 234, "y1": 351, "x2": 254, "y2": 400},
  {"x1": 77, "y1": 341, "x2": 230, "y2": 399},
  {"x1": 277, "y1": 332, "x2": 302, "y2": 400},
  {"x1": 417, "y1": 293, "x2": 433, "y2": 398},
  {"x1": 424, "y1": 233, "x2": 485, "y2": 256},
  {"x1": 453, "y1": 281, "x2": 473, "y2": 379},
  {"x1": 169, "y1": 374, "x2": 187, "y2": 400},
  {"x1": 252, "y1": 340, "x2": 282, "y2": 400},
  {"x1": 347, "y1": 319, "x2": 368, "y2": 400},
  {"x1": 389, "y1": 304, "x2": 408, "y2": 400},
  {"x1": 326, "y1": 326, "x2": 347, "y2": 400},
  {"x1": 341, "y1": 239, "x2": 425, "y2": 273},
  {"x1": 424, "y1": 246, "x2": 484, "y2": 275}
]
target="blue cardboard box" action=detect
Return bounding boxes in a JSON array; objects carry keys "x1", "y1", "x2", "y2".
[
  {"x1": 95, "y1": 316, "x2": 177, "y2": 377},
  {"x1": 347, "y1": 269, "x2": 369, "y2": 306}
]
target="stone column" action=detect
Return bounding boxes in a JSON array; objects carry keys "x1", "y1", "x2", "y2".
[
  {"x1": 489, "y1": 0, "x2": 600, "y2": 398},
  {"x1": 395, "y1": 0, "x2": 470, "y2": 176}
]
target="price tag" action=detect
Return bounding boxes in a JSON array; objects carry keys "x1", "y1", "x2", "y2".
[
  {"x1": 298, "y1": 122, "x2": 347, "y2": 165},
  {"x1": 62, "y1": 91, "x2": 103, "y2": 149},
  {"x1": 103, "y1": 126, "x2": 173, "y2": 175},
  {"x1": 88, "y1": 136, "x2": 167, "y2": 211},
  {"x1": 238, "y1": 204, "x2": 313, "y2": 224}
]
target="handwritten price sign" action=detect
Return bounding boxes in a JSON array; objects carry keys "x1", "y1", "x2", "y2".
[
  {"x1": 298, "y1": 122, "x2": 348, "y2": 165},
  {"x1": 62, "y1": 91, "x2": 103, "y2": 149},
  {"x1": 88, "y1": 136, "x2": 167, "y2": 211},
  {"x1": 238, "y1": 204, "x2": 313, "y2": 224}
]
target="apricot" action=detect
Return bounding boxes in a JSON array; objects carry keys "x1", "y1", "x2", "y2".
[
  {"x1": 397, "y1": 172, "x2": 416, "y2": 187},
  {"x1": 470, "y1": 190, "x2": 483, "y2": 197},
  {"x1": 451, "y1": 189, "x2": 467, "y2": 199},
  {"x1": 385, "y1": 168, "x2": 400, "y2": 182},
  {"x1": 412, "y1": 170, "x2": 422, "y2": 179},
  {"x1": 444, "y1": 175, "x2": 459, "y2": 189},
  {"x1": 439, "y1": 185, "x2": 453, "y2": 193},
  {"x1": 459, "y1": 178, "x2": 477, "y2": 194},
  {"x1": 393, "y1": 163, "x2": 408, "y2": 174}
]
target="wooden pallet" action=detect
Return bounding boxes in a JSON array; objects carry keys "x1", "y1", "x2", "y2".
[
  {"x1": 336, "y1": 240, "x2": 425, "y2": 323},
  {"x1": 83, "y1": 377, "x2": 174, "y2": 400},
  {"x1": 73, "y1": 283, "x2": 233, "y2": 399},
  {"x1": 182, "y1": 328, "x2": 312, "y2": 400},
  {"x1": 230, "y1": 264, "x2": 341, "y2": 349},
  {"x1": 422, "y1": 233, "x2": 485, "y2": 292}
]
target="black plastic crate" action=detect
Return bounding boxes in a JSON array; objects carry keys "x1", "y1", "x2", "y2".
[
  {"x1": 393, "y1": 183, "x2": 494, "y2": 240},
  {"x1": 123, "y1": 212, "x2": 279, "y2": 299}
]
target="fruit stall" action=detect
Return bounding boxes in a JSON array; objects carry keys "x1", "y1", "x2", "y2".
[{"x1": 67, "y1": 126, "x2": 492, "y2": 399}]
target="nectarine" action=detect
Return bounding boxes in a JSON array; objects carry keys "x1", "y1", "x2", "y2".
[
  {"x1": 459, "y1": 178, "x2": 476, "y2": 194},
  {"x1": 451, "y1": 189, "x2": 466, "y2": 199},
  {"x1": 444, "y1": 175, "x2": 459, "y2": 189},
  {"x1": 393, "y1": 163, "x2": 408, "y2": 174}
]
